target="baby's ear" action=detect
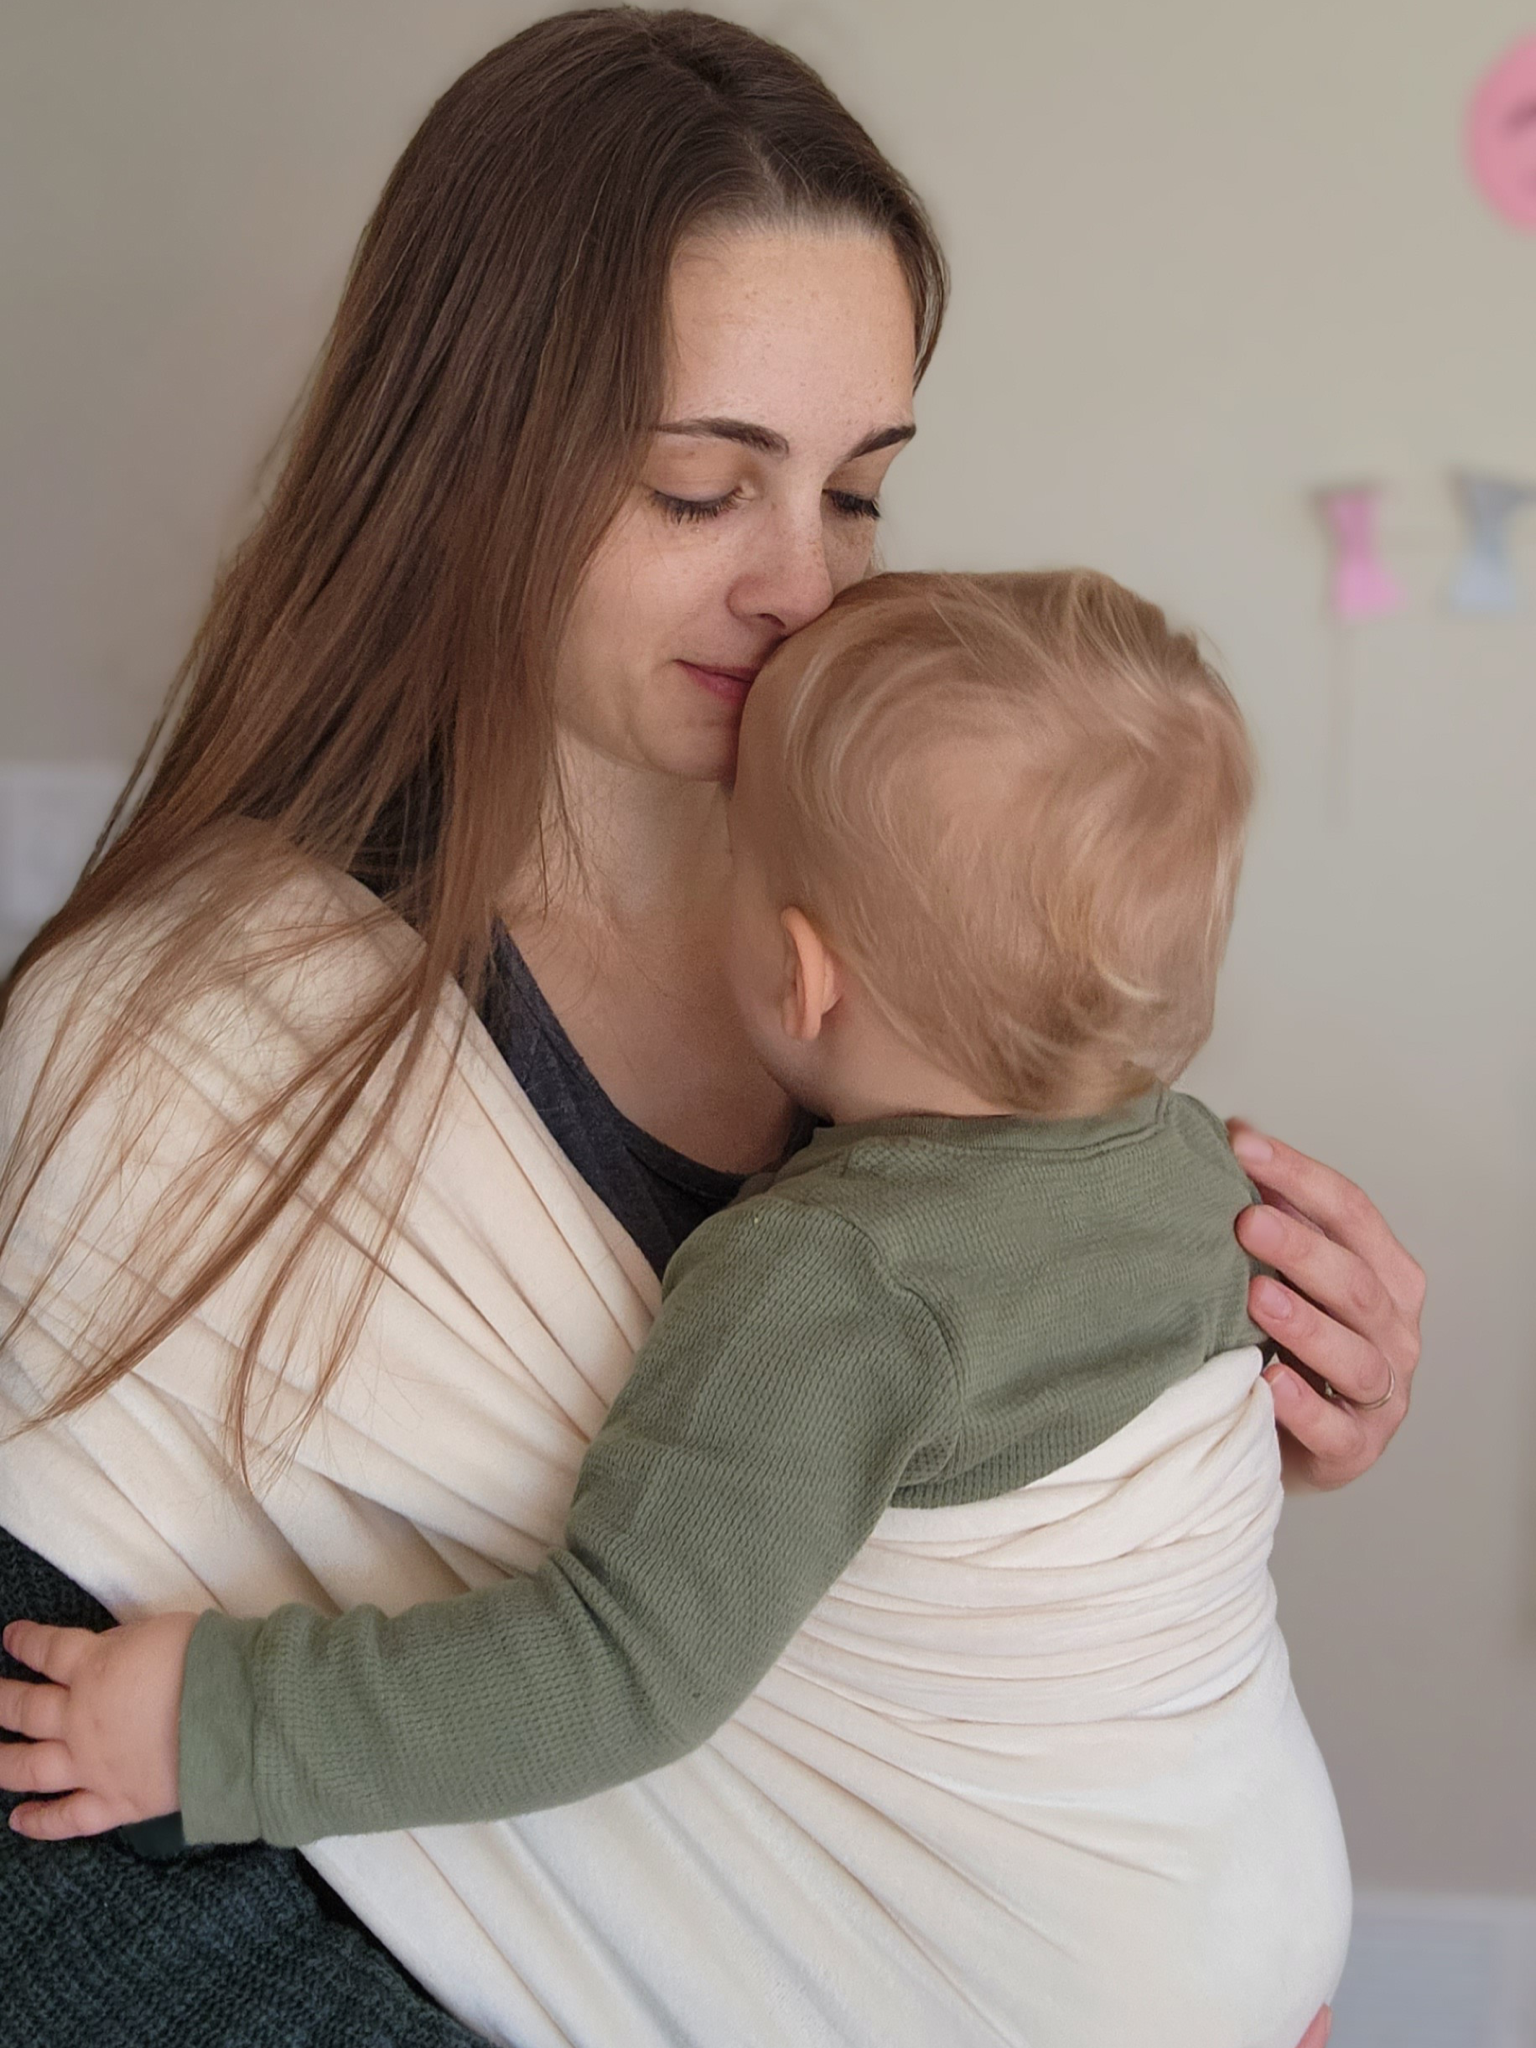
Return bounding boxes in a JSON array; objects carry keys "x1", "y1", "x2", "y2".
[{"x1": 779, "y1": 908, "x2": 842, "y2": 1042}]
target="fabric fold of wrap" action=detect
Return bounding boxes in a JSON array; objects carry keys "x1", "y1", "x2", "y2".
[{"x1": 0, "y1": 864, "x2": 1348, "y2": 2047}]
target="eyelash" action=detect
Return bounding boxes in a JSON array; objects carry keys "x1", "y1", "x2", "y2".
[{"x1": 651, "y1": 488, "x2": 881, "y2": 525}]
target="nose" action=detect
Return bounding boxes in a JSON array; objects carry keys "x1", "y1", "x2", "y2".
[{"x1": 733, "y1": 503, "x2": 837, "y2": 637}]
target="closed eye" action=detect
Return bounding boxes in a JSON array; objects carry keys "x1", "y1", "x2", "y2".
[
  {"x1": 651, "y1": 486, "x2": 881, "y2": 525},
  {"x1": 652, "y1": 488, "x2": 744, "y2": 524}
]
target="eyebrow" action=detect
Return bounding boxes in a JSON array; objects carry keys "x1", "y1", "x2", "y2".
[{"x1": 654, "y1": 416, "x2": 916, "y2": 461}]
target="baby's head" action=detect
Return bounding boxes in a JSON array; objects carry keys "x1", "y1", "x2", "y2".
[{"x1": 726, "y1": 569, "x2": 1254, "y2": 1122}]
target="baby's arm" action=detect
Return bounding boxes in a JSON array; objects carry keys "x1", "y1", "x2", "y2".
[{"x1": 3, "y1": 1196, "x2": 955, "y2": 1847}]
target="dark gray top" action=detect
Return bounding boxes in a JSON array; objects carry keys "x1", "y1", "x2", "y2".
[{"x1": 479, "y1": 930, "x2": 817, "y2": 1276}]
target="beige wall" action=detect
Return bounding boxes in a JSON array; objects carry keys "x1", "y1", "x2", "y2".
[{"x1": 4, "y1": 1, "x2": 1534, "y2": 1891}]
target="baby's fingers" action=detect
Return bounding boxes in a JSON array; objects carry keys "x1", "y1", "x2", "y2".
[
  {"x1": 8, "y1": 1788, "x2": 124, "y2": 1841},
  {"x1": 2, "y1": 1620, "x2": 96, "y2": 1686},
  {"x1": 0, "y1": 1673, "x2": 68, "y2": 1743},
  {"x1": 0, "y1": 1736, "x2": 78, "y2": 1799}
]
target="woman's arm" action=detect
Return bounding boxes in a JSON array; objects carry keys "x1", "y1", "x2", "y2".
[{"x1": 1229, "y1": 1125, "x2": 1425, "y2": 1492}]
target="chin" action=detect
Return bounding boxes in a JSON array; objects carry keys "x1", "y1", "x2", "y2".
[{"x1": 657, "y1": 716, "x2": 742, "y2": 787}]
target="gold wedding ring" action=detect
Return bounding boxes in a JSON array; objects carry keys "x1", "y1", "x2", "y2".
[{"x1": 1347, "y1": 1362, "x2": 1397, "y2": 1413}]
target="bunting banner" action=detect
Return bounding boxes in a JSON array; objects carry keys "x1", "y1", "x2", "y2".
[
  {"x1": 1449, "y1": 472, "x2": 1536, "y2": 612},
  {"x1": 1316, "y1": 485, "x2": 1406, "y2": 622}
]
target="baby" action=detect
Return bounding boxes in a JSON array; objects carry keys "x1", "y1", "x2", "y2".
[{"x1": 2, "y1": 569, "x2": 1350, "y2": 2037}]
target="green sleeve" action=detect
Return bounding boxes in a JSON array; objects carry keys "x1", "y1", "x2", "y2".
[{"x1": 178, "y1": 1195, "x2": 959, "y2": 1847}]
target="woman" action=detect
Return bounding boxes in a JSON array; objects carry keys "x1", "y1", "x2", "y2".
[{"x1": 0, "y1": 11, "x2": 1420, "y2": 2043}]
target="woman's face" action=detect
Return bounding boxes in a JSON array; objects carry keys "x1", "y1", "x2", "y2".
[{"x1": 554, "y1": 225, "x2": 919, "y2": 785}]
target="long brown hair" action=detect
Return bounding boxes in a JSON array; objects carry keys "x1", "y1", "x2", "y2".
[{"x1": 0, "y1": 8, "x2": 947, "y2": 1474}]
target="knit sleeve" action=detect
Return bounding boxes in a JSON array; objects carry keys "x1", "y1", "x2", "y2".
[{"x1": 178, "y1": 1194, "x2": 959, "y2": 1847}]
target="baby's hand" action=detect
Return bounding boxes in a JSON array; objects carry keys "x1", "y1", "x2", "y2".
[{"x1": 0, "y1": 1612, "x2": 196, "y2": 1838}]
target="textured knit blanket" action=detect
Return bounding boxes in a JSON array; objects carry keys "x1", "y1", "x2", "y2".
[{"x1": 0, "y1": 866, "x2": 1349, "y2": 2047}]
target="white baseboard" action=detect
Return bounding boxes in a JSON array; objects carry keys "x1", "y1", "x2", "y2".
[{"x1": 1333, "y1": 1892, "x2": 1536, "y2": 2047}]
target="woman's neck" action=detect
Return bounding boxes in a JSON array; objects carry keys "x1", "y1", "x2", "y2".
[
  {"x1": 496, "y1": 740, "x2": 799, "y2": 1177},
  {"x1": 513, "y1": 738, "x2": 731, "y2": 942}
]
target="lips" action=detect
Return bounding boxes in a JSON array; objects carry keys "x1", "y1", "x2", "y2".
[{"x1": 678, "y1": 659, "x2": 761, "y2": 706}]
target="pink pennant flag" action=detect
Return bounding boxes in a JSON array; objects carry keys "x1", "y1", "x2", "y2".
[{"x1": 1317, "y1": 486, "x2": 1406, "y2": 622}]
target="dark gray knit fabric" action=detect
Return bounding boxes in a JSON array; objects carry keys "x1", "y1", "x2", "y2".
[
  {"x1": 481, "y1": 928, "x2": 817, "y2": 1278},
  {"x1": 0, "y1": 1527, "x2": 483, "y2": 2046}
]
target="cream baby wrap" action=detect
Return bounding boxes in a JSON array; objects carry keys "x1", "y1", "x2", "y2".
[{"x1": 0, "y1": 869, "x2": 1350, "y2": 2047}]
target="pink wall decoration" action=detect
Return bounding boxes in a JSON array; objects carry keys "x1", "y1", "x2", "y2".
[
  {"x1": 1316, "y1": 486, "x2": 1405, "y2": 622},
  {"x1": 1467, "y1": 36, "x2": 1536, "y2": 231}
]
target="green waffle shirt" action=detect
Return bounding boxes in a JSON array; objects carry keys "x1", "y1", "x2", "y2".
[{"x1": 178, "y1": 1087, "x2": 1264, "y2": 1847}]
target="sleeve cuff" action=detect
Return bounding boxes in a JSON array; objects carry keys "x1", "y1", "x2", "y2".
[{"x1": 178, "y1": 1609, "x2": 267, "y2": 1845}]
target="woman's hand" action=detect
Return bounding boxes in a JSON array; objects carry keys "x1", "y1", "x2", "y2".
[
  {"x1": 1229, "y1": 1123, "x2": 1425, "y2": 1492},
  {"x1": 0, "y1": 1612, "x2": 196, "y2": 1838}
]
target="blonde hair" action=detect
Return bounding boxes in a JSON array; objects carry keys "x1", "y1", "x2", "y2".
[{"x1": 758, "y1": 569, "x2": 1254, "y2": 1115}]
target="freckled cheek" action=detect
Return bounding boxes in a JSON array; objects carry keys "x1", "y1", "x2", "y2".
[
  {"x1": 643, "y1": 527, "x2": 746, "y2": 648},
  {"x1": 555, "y1": 556, "x2": 676, "y2": 732},
  {"x1": 826, "y1": 522, "x2": 879, "y2": 594},
  {"x1": 565, "y1": 521, "x2": 651, "y2": 663},
  {"x1": 584, "y1": 498, "x2": 713, "y2": 637}
]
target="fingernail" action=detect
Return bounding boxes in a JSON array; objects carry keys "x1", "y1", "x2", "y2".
[
  {"x1": 1255, "y1": 1276, "x2": 1292, "y2": 1320},
  {"x1": 1232, "y1": 1129, "x2": 1274, "y2": 1166},
  {"x1": 1243, "y1": 1204, "x2": 1282, "y2": 1249}
]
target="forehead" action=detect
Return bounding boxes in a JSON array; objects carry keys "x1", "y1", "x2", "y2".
[{"x1": 664, "y1": 226, "x2": 916, "y2": 437}]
